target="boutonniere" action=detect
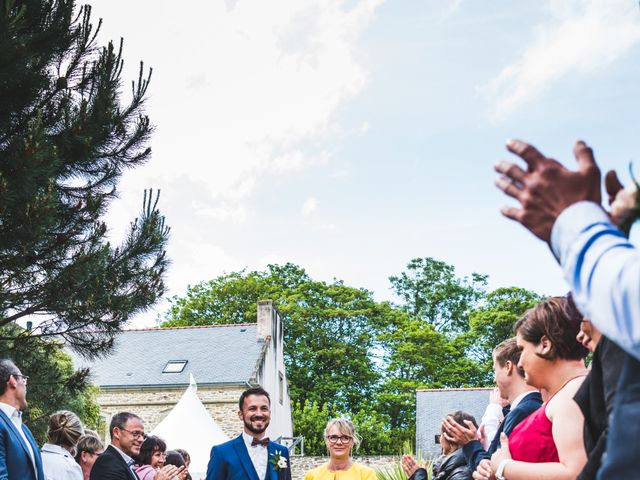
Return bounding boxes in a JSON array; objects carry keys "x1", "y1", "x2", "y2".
[{"x1": 269, "y1": 450, "x2": 288, "y2": 471}]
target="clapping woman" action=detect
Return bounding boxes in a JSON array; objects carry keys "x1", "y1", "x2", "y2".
[{"x1": 304, "y1": 418, "x2": 376, "y2": 480}]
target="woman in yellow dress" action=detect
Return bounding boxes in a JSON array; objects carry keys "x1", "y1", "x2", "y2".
[{"x1": 304, "y1": 418, "x2": 376, "y2": 480}]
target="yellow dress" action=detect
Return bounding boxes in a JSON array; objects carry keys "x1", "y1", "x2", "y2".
[{"x1": 304, "y1": 462, "x2": 377, "y2": 480}]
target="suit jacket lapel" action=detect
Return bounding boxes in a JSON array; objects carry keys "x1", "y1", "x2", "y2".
[
  {"x1": 267, "y1": 443, "x2": 284, "y2": 480},
  {"x1": 232, "y1": 435, "x2": 260, "y2": 480},
  {"x1": 0, "y1": 409, "x2": 36, "y2": 471},
  {"x1": 22, "y1": 424, "x2": 43, "y2": 477},
  {"x1": 106, "y1": 445, "x2": 139, "y2": 480}
]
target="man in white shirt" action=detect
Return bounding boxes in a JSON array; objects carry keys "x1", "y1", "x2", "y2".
[
  {"x1": 0, "y1": 358, "x2": 45, "y2": 480},
  {"x1": 206, "y1": 386, "x2": 292, "y2": 480}
]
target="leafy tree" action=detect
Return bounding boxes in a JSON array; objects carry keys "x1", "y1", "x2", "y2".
[
  {"x1": 0, "y1": 324, "x2": 102, "y2": 442},
  {"x1": 164, "y1": 263, "x2": 388, "y2": 413},
  {"x1": 0, "y1": 0, "x2": 169, "y2": 357},
  {"x1": 463, "y1": 287, "x2": 542, "y2": 383},
  {"x1": 389, "y1": 258, "x2": 487, "y2": 333}
]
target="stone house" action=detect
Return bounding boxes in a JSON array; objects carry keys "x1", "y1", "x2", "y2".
[
  {"x1": 76, "y1": 300, "x2": 293, "y2": 443},
  {"x1": 416, "y1": 387, "x2": 493, "y2": 458}
]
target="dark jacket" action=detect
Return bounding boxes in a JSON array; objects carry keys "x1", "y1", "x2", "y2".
[
  {"x1": 410, "y1": 449, "x2": 471, "y2": 480},
  {"x1": 574, "y1": 336, "x2": 626, "y2": 480},
  {"x1": 462, "y1": 390, "x2": 543, "y2": 471},
  {"x1": 90, "y1": 445, "x2": 139, "y2": 480},
  {"x1": 593, "y1": 348, "x2": 640, "y2": 479}
]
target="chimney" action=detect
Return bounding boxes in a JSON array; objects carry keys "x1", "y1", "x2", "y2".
[
  {"x1": 257, "y1": 300, "x2": 273, "y2": 340},
  {"x1": 26, "y1": 321, "x2": 32, "y2": 331}
]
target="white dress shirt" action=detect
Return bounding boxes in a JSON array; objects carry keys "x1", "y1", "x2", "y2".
[
  {"x1": 41, "y1": 443, "x2": 83, "y2": 480},
  {"x1": 0, "y1": 401, "x2": 37, "y2": 475},
  {"x1": 551, "y1": 201, "x2": 640, "y2": 360},
  {"x1": 242, "y1": 432, "x2": 268, "y2": 480}
]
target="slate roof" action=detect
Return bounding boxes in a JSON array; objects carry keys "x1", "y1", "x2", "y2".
[{"x1": 72, "y1": 324, "x2": 265, "y2": 388}]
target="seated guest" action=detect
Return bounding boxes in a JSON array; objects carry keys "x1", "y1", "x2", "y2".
[
  {"x1": 75, "y1": 433, "x2": 104, "y2": 480},
  {"x1": 41, "y1": 410, "x2": 85, "y2": 480},
  {"x1": 403, "y1": 411, "x2": 476, "y2": 480},
  {"x1": 573, "y1": 318, "x2": 626, "y2": 480},
  {"x1": 443, "y1": 338, "x2": 541, "y2": 470},
  {"x1": 304, "y1": 418, "x2": 376, "y2": 480},
  {"x1": 477, "y1": 296, "x2": 589, "y2": 480},
  {"x1": 173, "y1": 449, "x2": 192, "y2": 480}
]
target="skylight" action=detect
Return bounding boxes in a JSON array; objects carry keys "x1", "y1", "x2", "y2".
[{"x1": 163, "y1": 360, "x2": 187, "y2": 373}]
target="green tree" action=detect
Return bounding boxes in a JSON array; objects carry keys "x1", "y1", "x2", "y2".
[
  {"x1": 0, "y1": 0, "x2": 169, "y2": 357},
  {"x1": 389, "y1": 257, "x2": 487, "y2": 333},
  {"x1": 463, "y1": 287, "x2": 542, "y2": 383},
  {"x1": 164, "y1": 263, "x2": 389, "y2": 413},
  {"x1": 0, "y1": 324, "x2": 102, "y2": 443}
]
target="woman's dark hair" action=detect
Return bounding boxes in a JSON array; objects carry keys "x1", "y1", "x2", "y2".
[
  {"x1": 136, "y1": 435, "x2": 166, "y2": 465},
  {"x1": 514, "y1": 295, "x2": 588, "y2": 361},
  {"x1": 166, "y1": 451, "x2": 192, "y2": 480}
]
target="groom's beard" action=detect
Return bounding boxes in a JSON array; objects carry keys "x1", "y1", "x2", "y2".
[{"x1": 244, "y1": 414, "x2": 270, "y2": 434}]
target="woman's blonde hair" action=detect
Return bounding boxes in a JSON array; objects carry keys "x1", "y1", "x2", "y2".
[
  {"x1": 324, "y1": 417, "x2": 361, "y2": 451},
  {"x1": 47, "y1": 410, "x2": 85, "y2": 451}
]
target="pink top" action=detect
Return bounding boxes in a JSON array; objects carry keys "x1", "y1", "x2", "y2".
[
  {"x1": 508, "y1": 401, "x2": 559, "y2": 463},
  {"x1": 134, "y1": 464, "x2": 157, "y2": 480}
]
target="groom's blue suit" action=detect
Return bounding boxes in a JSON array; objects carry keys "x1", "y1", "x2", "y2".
[
  {"x1": 206, "y1": 435, "x2": 292, "y2": 480},
  {"x1": 0, "y1": 409, "x2": 45, "y2": 480}
]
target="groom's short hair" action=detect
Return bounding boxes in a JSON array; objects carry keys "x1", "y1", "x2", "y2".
[{"x1": 239, "y1": 386, "x2": 270, "y2": 410}]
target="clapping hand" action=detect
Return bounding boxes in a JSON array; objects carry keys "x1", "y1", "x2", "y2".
[
  {"x1": 401, "y1": 454, "x2": 421, "y2": 478},
  {"x1": 156, "y1": 465, "x2": 186, "y2": 480},
  {"x1": 490, "y1": 433, "x2": 512, "y2": 474},
  {"x1": 473, "y1": 459, "x2": 495, "y2": 480}
]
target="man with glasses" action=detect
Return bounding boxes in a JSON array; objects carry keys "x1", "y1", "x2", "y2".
[
  {"x1": 0, "y1": 358, "x2": 45, "y2": 480},
  {"x1": 206, "y1": 386, "x2": 292, "y2": 480},
  {"x1": 90, "y1": 412, "x2": 148, "y2": 480}
]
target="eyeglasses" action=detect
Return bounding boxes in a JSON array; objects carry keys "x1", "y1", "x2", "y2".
[
  {"x1": 12, "y1": 374, "x2": 28, "y2": 385},
  {"x1": 326, "y1": 435, "x2": 352, "y2": 444},
  {"x1": 118, "y1": 427, "x2": 147, "y2": 440}
]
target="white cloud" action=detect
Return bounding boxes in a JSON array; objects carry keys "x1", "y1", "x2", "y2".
[
  {"x1": 484, "y1": 0, "x2": 640, "y2": 120},
  {"x1": 302, "y1": 197, "x2": 319, "y2": 217}
]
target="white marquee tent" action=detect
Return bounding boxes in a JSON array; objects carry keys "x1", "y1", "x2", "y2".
[{"x1": 151, "y1": 374, "x2": 229, "y2": 478}]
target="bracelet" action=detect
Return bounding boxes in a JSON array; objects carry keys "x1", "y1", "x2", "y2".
[{"x1": 496, "y1": 459, "x2": 513, "y2": 480}]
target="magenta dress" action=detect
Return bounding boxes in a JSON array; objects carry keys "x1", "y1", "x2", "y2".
[{"x1": 508, "y1": 402, "x2": 559, "y2": 463}]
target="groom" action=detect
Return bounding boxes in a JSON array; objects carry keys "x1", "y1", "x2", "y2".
[{"x1": 206, "y1": 386, "x2": 292, "y2": 480}]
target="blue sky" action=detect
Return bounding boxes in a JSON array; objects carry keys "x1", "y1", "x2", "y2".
[{"x1": 86, "y1": 0, "x2": 640, "y2": 325}]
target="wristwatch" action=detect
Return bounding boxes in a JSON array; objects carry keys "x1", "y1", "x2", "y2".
[{"x1": 496, "y1": 459, "x2": 513, "y2": 480}]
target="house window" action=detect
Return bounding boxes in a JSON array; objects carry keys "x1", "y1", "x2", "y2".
[
  {"x1": 163, "y1": 360, "x2": 188, "y2": 373},
  {"x1": 278, "y1": 372, "x2": 284, "y2": 405}
]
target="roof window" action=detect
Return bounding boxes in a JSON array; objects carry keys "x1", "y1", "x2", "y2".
[{"x1": 163, "y1": 360, "x2": 188, "y2": 373}]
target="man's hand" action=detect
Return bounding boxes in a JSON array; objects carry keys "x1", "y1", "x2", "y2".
[
  {"x1": 605, "y1": 169, "x2": 639, "y2": 226},
  {"x1": 495, "y1": 139, "x2": 601, "y2": 242},
  {"x1": 442, "y1": 416, "x2": 478, "y2": 445},
  {"x1": 490, "y1": 433, "x2": 512, "y2": 473},
  {"x1": 473, "y1": 459, "x2": 495, "y2": 480}
]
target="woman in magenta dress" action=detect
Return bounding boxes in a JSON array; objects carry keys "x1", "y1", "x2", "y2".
[{"x1": 476, "y1": 296, "x2": 589, "y2": 480}]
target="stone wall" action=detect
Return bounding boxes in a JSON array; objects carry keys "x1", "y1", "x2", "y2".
[
  {"x1": 289, "y1": 456, "x2": 400, "y2": 480},
  {"x1": 96, "y1": 385, "x2": 246, "y2": 441}
]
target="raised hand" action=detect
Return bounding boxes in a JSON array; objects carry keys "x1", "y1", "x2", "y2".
[
  {"x1": 401, "y1": 454, "x2": 420, "y2": 478},
  {"x1": 495, "y1": 139, "x2": 601, "y2": 242},
  {"x1": 442, "y1": 415, "x2": 478, "y2": 445},
  {"x1": 490, "y1": 433, "x2": 512, "y2": 473}
]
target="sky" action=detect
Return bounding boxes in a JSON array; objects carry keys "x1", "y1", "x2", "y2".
[{"x1": 84, "y1": 0, "x2": 640, "y2": 326}]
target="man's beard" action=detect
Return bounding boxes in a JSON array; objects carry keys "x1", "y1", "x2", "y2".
[{"x1": 244, "y1": 415, "x2": 270, "y2": 434}]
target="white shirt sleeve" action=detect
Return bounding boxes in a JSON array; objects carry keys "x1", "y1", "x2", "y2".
[
  {"x1": 480, "y1": 403, "x2": 504, "y2": 450},
  {"x1": 550, "y1": 201, "x2": 640, "y2": 360}
]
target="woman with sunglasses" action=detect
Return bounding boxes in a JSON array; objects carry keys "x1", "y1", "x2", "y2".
[{"x1": 304, "y1": 418, "x2": 376, "y2": 480}]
